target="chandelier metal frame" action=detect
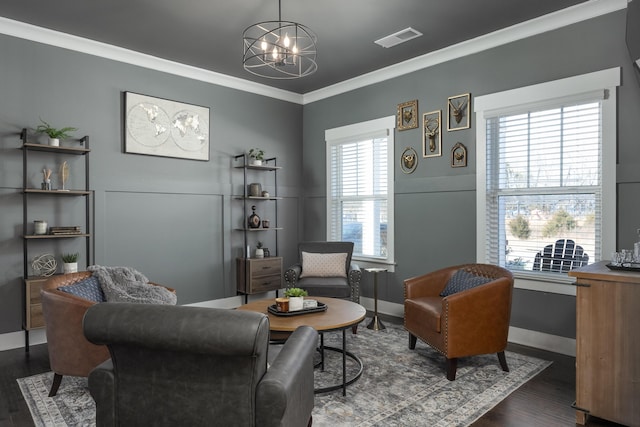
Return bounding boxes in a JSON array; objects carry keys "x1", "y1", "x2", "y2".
[{"x1": 242, "y1": 0, "x2": 317, "y2": 79}]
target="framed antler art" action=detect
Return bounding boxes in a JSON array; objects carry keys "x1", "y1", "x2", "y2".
[
  {"x1": 447, "y1": 93, "x2": 471, "y2": 131},
  {"x1": 422, "y1": 110, "x2": 442, "y2": 158},
  {"x1": 396, "y1": 100, "x2": 418, "y2": 131}
]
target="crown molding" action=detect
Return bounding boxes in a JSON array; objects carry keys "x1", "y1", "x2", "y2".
[
  {"x1": 0, "y1": 0, "x2": 627, "y2": 106},
  {"x1": 0, "y1": 17, "x2": 304, "y2": 104},
  {"x1": 303, "y1": 0, "x2": 628, "y2": 104}
]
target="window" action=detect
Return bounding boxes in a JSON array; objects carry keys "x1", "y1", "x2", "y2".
[
  {"x1": 326, "y1": 116, "x2": 395, "y2": 270},
  {"x1": 476, "y1": 68, "x2": 619, "y2": 284}
]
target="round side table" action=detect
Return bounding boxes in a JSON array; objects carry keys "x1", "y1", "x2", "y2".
[{"x1": 365, "y1": 268, "x2": 387, "y2": 330}]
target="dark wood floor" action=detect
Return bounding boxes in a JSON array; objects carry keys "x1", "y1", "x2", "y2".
[
  {"x1": 470, "y1": 342, "x2": 623, "y2": 427},
  {"x1": 0, "y1": 344, "x2": 51, "y2": 427},
  {"x1": 0, "y1": 332, "x2": 626, "y2": 427}
]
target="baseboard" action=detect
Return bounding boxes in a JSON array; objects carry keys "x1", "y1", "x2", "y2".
[
  {"x1": 0, "y1": 328, "x2": 47, "y2": 352},
  {"x1": 508, "y1": 326, "x2": 576, "y2": 357},
  {"x1": 0, "y1": 296, "x2": 576, "y2": 356},
  {"x1": 360, "y1": 296, "x2": 405, "y2": 318}
]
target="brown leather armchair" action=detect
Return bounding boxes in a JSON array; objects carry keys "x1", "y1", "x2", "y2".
[
  {"x1": 41, "y1": 271, "x2": 174, "y2": 396},
  {"x1": 404, "y1": 263, "x2": 514, "y2": 381}
]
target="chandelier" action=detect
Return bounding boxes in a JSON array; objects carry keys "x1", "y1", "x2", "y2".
[{"x1": 242, "y1": 0, "x2": 317, "y2": 79}]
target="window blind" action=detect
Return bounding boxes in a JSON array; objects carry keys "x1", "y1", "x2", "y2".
[
  {"x1": 328, "y1": 136, "x2": 388, "y2": 258},
  {"x1": 485, "y1": 100, "x2": 603, "y2": 271}
]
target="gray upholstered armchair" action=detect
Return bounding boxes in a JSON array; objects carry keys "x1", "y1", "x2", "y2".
[
  {"x1": 83, "y1": 303, "x2": 317, "y2": 427},
  {"x1": 284, "y1": 241, "x2": 361, "y2": 304}
]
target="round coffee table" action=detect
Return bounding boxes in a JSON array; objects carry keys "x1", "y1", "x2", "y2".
[{"x1": 237, "y1": 296, "x2": 366, "y2": 395}]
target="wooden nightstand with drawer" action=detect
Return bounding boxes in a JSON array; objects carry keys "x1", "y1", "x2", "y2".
[{"x1": 236, "y1": 257, "x2": 283, "y2": 297}]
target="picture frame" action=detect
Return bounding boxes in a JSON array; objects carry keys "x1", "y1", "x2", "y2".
[
  {"x1": 124, "y1": 91, "x2": 210, "y2": 161},
  {"x1": 451, "y1": 142, "x2": 467, "y2": 167},
  {"x1": 447, "y1": 93, "x2": 471, "y2": 131},
  {"x1": 397, "y1": 100, "x2": 418, "y2": 131},
  {"x1": 400, "y1": 147, "x2": 418, "y2": 174},
  {"x1": 422, "y1": 110, "x2": 442, "y2": 158}
]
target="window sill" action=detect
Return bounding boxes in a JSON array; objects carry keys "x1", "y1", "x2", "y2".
[{"x1": 512, "y1": 270, "x2": 576, "y2": 296}]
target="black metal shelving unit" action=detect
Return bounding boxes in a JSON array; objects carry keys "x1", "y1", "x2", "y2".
[
  {"x1": 20, "y1": 129, "x2": 94, "y2": 352},
  {"x1": 233, "y1": 153, "x2": 282, "y2": 301}
]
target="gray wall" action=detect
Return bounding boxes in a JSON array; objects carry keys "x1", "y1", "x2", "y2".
[
  {"x1": 302, "y1": 10, "x2": 640, "y2": 339},
  {"x1": 0, "y1": 35, "x2": 303, "y2": 334},
  {"x1": 2, "y1": 9, "x2": 639, "y2": 343}
]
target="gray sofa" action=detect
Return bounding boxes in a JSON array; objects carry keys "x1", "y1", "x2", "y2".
[{"x1": 83, "y1": 303, "x2": 317, "y2": 427}]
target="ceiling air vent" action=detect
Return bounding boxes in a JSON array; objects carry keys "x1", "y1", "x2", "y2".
[{"x1": 374, "y1": 27, "x2": 423, "y2": 48}]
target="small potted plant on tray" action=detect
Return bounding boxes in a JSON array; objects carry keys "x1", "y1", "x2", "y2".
[
  {"x1": 36, "y1": 119, "x2": 77, "y2": 147},
  {"x1": 61, "y1": 252, "x2": 79, "y2": 274},
  {"x1": 284, "y1": 287, "x2": 308, "y2": 311}
]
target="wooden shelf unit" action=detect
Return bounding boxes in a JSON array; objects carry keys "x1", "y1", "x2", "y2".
[
  {"x1": 20, "y1": 128, "x2": 94, "y2": 351},
  {"x1": 233, "y1": 154, "x2": 282, "y2": 298}
]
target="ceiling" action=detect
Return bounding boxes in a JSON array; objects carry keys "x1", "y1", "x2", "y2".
[{"x1": 0, "y1": 0, "x2": 589, "y2": 94}]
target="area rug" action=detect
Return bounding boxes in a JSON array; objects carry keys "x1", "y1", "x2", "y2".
[{"x1": 18, "y1": 319, "x2": 551, "y2": 427}]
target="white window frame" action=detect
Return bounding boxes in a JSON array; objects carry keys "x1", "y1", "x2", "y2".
[
  {"x1": 475, "y1": 68, "x2": 619, "y2": 295},
  {"x1": 325, "y1": 116, "x2": 395, "y2": 272}
]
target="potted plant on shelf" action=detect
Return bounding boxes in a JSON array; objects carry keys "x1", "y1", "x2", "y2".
[
  {"x1": 248, "y1": 148, "x2": 265, "y2": 166},
  {"x1": 255, "y1": 241, "x2": 264, "y2": 258},
  {"x1": 36, "y1": 119, "x2": 77, "y2": 147},
  {"x1": 61, "y1": 252, "x2": 79, "y2": 274},
  {"x1": 284, "y1": 287, "x2": 308, "y2": 311}
]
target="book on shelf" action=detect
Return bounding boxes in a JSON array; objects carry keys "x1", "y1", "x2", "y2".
[{"x1": 49, "y1": 226, "x2": 82, "y2": 234}]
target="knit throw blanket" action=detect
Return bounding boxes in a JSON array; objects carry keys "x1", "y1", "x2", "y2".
[{"x1": 88, "y1": 265, "x2": 177, "y2": 305}]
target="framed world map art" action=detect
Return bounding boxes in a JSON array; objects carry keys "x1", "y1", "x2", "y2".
[{"x1": 124, "y1": 92, "x2": 210, "y2": 161}]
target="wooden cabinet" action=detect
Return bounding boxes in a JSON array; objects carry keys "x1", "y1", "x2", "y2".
[
  {"x1": 233, "y1": 154, "x2": 283, "y2": 296},
  {"x1": 568, "y1": 261, "x2": 640, "y2": 426},
  {"x1": 236, "y1": 257, "x2": 283, "y2": 295},
  {"x1": 25, "y1": 278, "x2": 47, "y2": 330},
  {"x1": 20, "y1": 128, "x2": 93, "y2": 350}
]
